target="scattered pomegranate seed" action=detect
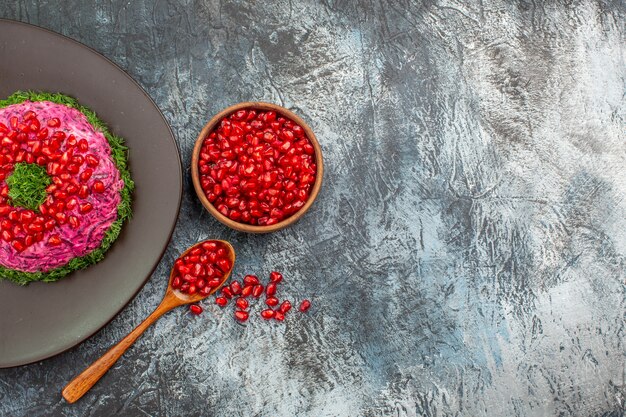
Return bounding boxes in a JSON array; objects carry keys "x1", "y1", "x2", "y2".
[
  {"x1": 299, "y1": 300, "x2": 311, "y2": 312},
  {"x1": 279, "y1": 300, "x2": 292, "y2": 314},
  {"x1": 235, "y1": 298, "x2": 249, "y2": 310},
  {"x1": 243, "y1": 274, "x2": 259, "y2": 286},
  {"x1": 265, "y1": 297, "x2": 279, "y2": 307},
  {"x1": 241, "y1": 285, "x2": 253, "y2": 298},
  {"x1": 266, "y1": 282, "x2": 277, "y2": 296},
  {"x1": 252, "y1": 284, "x2": 264, "y2": 298},
  {"x1": 221, "y1": 286, "x2": 233, "y2": 298},
  {"x1": 198, "y1": 109, "x2": 317, "y2": 225},
  {"x1": 269, "y1": 271, "x2": 283, "y2": 283},
  {"x1": 260, "y1": 309, "x2": 275, "y2": 320},
  {"x1": 184, "y1": 268, "x2": 310, "y2": 324},
  {"x1": 230, "y1": 280, "x2": 242, "y2": 295},
  {"x1": 234, "y1": 310, "x2": 249, "y2": 322},
  {"x1": 189, "y1": 305, "x2": 203, "y2": 315}
]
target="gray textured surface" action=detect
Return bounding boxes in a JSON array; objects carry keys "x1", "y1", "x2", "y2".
[{"x1": 0, "y1": 1, "x2": 625, "y2": 416}]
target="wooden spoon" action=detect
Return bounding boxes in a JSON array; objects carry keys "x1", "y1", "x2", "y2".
[{"x1": 61, "y1": 239, "x2": 235, "y2": 403}]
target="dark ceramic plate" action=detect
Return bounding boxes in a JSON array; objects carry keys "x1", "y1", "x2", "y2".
[{"x1": 0, "y1": 20, "x2": 182, "y2": 367}]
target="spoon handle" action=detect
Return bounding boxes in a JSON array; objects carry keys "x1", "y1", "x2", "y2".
[{"x1": 61, "y1": 296, "x2": 179, "y2": 403}]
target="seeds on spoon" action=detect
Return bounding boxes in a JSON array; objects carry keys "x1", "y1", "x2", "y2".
[{"x1": 171, "y1": 240, "x2": 231, "y2": 296}]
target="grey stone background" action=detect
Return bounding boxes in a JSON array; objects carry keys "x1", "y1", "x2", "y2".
[{"x1": 1, "y1": 1, "x2": 625, "y2": 416}]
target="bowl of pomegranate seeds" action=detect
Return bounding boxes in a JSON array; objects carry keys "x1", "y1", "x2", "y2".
[{"x1": 192, "y1": 102, "x2": 323, "y2": 233}]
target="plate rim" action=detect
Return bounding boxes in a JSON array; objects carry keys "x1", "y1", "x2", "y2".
[{"x1": 0, "y1": 18, "x2": 183, "y2": 368}]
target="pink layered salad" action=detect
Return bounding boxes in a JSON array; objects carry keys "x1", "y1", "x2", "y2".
[{"x1": 0, "y1": 101, "x2": 124, "y2": 272}]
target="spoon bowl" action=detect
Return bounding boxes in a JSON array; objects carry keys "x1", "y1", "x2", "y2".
[
  {"x1": 165, "y1": 239, "x2": 236, "y2": 306},
  {"x1": 62, "y1": 239, "x2": 235, "y2": 403}
]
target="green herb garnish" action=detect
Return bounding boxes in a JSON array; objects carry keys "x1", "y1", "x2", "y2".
[
  {"x1": 0, "y1": 91, "x2": 134, "y2": 285},
  {"x1": 6, "y1": 162, "x2": 51, "y2": 211}
]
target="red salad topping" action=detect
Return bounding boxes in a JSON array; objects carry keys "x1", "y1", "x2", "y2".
[
  {"x1": 0, "y1": 105, "x2": 122, "y2": 268},
  {"x1": 198, "y1": 109, "x2": 317, "y2": 226}
]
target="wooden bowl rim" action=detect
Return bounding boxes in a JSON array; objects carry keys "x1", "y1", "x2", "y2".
[{"x1": 191, "y1": 102, "x2": 324, "y2": 234}]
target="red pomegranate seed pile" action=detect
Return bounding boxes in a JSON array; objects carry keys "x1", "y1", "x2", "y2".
[
  {"x1": 189, "y1": 270, "x2": 311, "y2": 322},
  {"x1": 0, "y1": 111, "x2": 103, "y2": 252},
  {"x1": 198, "y1": 109, "x2": 317, "y2": 226},
  {"x1": 171, "y1": 241, "x2": 232, "y2": 296}
]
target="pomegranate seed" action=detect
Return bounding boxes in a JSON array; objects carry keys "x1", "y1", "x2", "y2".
[
  {"x1": 85, "y1": 155, "x2": 99, "y2": 167},
  {"x1": 208, "y1": 278, "x2": 221, "y2": 288},
  {"x1": 92, "y1": 180, "x2": 105, "y2": 193},
  {"x1": 269, "y1": 271, "x2": 283, "y2": 283},
  {"x1": 266, "y1": 282, "x2": 277, "y2": 296},
  {"x1": 243, "y1": 274, "x2": 259, "y2": 286},
  {"x1": 235, "y1": 298, "x2": 249, "y2": 310},
  {"x1": 1, "y1": 230, "x2": 12, "y2": 242},
  {"x1": 189, "y1": 305, "x2": 203, "y2": 315},
  {"x1": 11, "y1": 240, "x2": 25, "y2": 252},
  {"x1": 47, "y1": 118, "x2": 61, "y2": 127},
  {"x1": 241, "y1": 285, "x2": 253, "y2": 298},
  {"x1": 215, "y1": 297, "x2": 228, "y2": 306},
  {"x1": 252, "y1": 284, "x2": 264, "y2": 298},
  {"x1": 260, "y1": 309, "x2": 275, "y2": 320},
  {"x1": 78, "y1": 185, "x2": 89, "y2": 198},
  {"x1": 217, "y1": 258, "x2": 231, "y2": 272},
  {"x1": 79, "y1": 169, "x2": 93, "y2": 182},
  {"x1": 274, "y1": 311, "x2": 285, "y2": 321},
  {"x1": 299, "y1": 300, "x2": 311, "y2": 312},
  {"x1": 79, "y1": 202, "x2": 93, "y2": 213},
  {"x1": 230, "y1": 280, "x2": 242, "y2": 295},
  {"x1": 221, "y1": 286, "x2": 233, "y2": 298},
  {"x1": 234, "y1": 310, "x2": 249, "y2": 322},
  {"x1": 202, "y1": 241, "x2": 217, "y2": 251},
  {"x1": 48, "y1": 235, "x2": 62, "y2": 245},
  {"x1": 78, "y1": 139, "x2": 89, "y2": 152},
  {"x1": 279, "y1": 300, "x2": 292, "y2": 314},
  {"x1": 265, "y1": 297, "x2": 279, "y2": 307}
]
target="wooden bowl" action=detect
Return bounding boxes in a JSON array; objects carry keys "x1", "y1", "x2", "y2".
[{"x1": 191, "y1": 102, "x2": 324, "y2": 233}]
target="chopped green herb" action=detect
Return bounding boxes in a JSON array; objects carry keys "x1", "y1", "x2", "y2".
[{"x1": 6, "y1": 162, "x2": 51, "y2": 212}]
